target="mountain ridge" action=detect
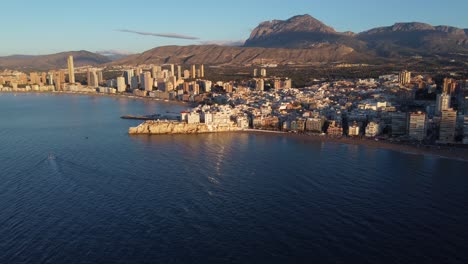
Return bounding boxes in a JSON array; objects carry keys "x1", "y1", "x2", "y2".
[
  {"x1": 2, "y1": 15, "x2": 467, "y2": 69},
  {"x1": 0, "y1": 50, "x2": 111, "y2": 70}
]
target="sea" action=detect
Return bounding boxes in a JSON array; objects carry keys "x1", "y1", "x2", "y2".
[{"x1": 0, "y1": 93, "x2": 467, "y2": 264}]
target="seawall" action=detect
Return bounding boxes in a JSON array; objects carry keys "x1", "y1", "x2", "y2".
[{"x1": 129, "y1": 120, "x2": 242, "y2": 135}]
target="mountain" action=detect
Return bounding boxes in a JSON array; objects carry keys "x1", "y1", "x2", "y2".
[
  {"x1": 112, "y1": 44, "x2": 361, "y2": 66},
  {"x1": 2, "y1": 15, "x2": 467, "y2": 69},
  {"x1": 244, "y1": 15, "x2": 468, "y2": 58},
  {"x1": 244, "y1": 14, "x2": 367, "y2": 51},
  {"x1": 0, "y1": 51, "x2": 111, "y2": 70},
  {"x1": 358, "y1": 22, "x2": 468, "y2": 57}
]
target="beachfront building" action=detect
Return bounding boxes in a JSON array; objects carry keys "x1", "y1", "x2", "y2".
[
  {"x1": 365, "y1": 121, "x2": 382, "y2": 137},
  {"x1": 391, "y1": 112, "x2": 408, "y2": 137},
  {"x1": 305, "y1": 117, "x2": 325, "y2": 133},
  {"x1": 327, "y1": 121, "x2": 343, "y2": 137},
  {"x1": 349, "y1": 121, "x2": 360, "y2": 137},
  {"x1": 116, "y1": 77, "x2": 126, "y2": 92},
  {"x1": 408, "y1": 112, "x2": 426, "y2": 141},
  {"x1": 438, "y1": 109, "x2": 457, "y2": 143}
]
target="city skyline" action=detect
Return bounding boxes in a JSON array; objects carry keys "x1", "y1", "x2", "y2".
[{"x1": 1, "y1": 0, "x2": 468, "y2": 56}]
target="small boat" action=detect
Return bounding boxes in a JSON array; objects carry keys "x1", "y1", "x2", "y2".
[{"x1": 48, "y1": 153, "x2": 56, "y2": 160}]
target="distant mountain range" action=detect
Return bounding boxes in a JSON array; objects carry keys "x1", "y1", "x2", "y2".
[
  {"x1": 0, "y1": 51, "x2": 111, "y2": 71},
  {"x1": 114, "y1": 15, "x2": 468, "y2": 66},
  {"x1": 1, "y1": 15, "x2": 467, "y2": 70},
  {"x1": 244, "y1": 15, "x2": 468, "y2": 57}
]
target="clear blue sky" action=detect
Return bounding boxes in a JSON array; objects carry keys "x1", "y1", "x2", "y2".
[{"x1": 1, "y1": 0, "x2": 467, "y2": 56}]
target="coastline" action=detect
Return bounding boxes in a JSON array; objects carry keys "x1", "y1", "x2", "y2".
[
  {"x1": 0, "y1": 90, "x2": 192, "y2": 107},
  {"x1": 242, "y1": 130, "x2": 468, "y2": 162},
  {"x1": 3, "y1": 91, "x2": 466, "y2": 162}
]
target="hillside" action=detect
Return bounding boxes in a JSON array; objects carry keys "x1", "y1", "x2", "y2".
[
  {"x1": 112, "y1": 44, "x2": 362, "y2": 66},
  {"x1": 0, "y1": 51, "x2": 111, "y2": 70}
]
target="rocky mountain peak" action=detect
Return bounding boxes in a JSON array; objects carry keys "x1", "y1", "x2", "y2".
[{"x1": 248, "y1": 14, "x2": 336, "y2": 41}]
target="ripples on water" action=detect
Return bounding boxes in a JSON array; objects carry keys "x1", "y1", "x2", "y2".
[{"x1": 0, "y1": 94, "x2": 467, "y2": 263}]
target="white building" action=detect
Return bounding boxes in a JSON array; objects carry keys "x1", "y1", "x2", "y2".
[
  {"x1": 436, "y1": 93, "x2": 451, "y2": 115},
  {"x1": 365, "y1": 122, "x2": 382, "y2": 137},
  {"x1": 349, "y1": 122, "x2": 360, "y2": 136},
  {"x1": 116, "y1": 77, "x2": 126, "y2": 92},
  {"x1": 187, "y1": 112, "x2": 200, "y2": 124}
]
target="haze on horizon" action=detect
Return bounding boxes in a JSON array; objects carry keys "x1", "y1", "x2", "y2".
[{"x1": 1, "y1": 0, "x2": 467, "y2": 56}]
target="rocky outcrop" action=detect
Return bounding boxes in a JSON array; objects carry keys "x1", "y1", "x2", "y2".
[{"x1": 129, "y1": 120, "x2": 241, "y2": 135}]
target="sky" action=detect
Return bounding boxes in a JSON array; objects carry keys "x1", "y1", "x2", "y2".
[{"x1": 1, "y1": 0, "x2": 467, "y2": 56}]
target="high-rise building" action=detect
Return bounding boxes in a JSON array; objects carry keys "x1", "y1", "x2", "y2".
[
  {"x1": 223, "y1": 83, "x2": 233, "y2": 93},
  {"x1": 130, "y1": 76, "x2": 139, "y2": 90},
  {"x1": 391, "y1": 112, "x2": 408, "y2": 136},
  {"x1": 256, "y1": 79, "x2": 264, "y2": 91},
  {"x1": 141, "y1": 72, "x2": 153, "y2": 91},
  {"x1": 53, "y1": 71, "x2": 65, "y2": 90},
  {"x1": 398, "y1": 70, "x2": 411, "y2": 85},
  {"x1": 439, "y1": 109, "x2": 457, "y2": 143},
  {"x1": 177, "y1": 66, "x2": 182, "y2": 81},
  {"x1": 168, "y1": 76, "x2": 177, "y2": 90},
  {"x1": 191, "y1": 65, "x2": 196, "y2": 79},
  {"x1": 87, "y1": 68, "x2": 99, "y2": 87},
  {"x1": 436, "y1": 93, "x2": 451, "y2": 115},
  {"x1": 200, "y1": 64, "x2": 205, "y2": 78},
  {"x1": 135, "y1": 67, "x2": 143, "y2": 76},
  {"x1": 97, "y1": 71, "x2": 103, "y2": 85},
  {"x1": 124, "y1": 70, "x2": 134, "y2": 85},
  {"x1": 47, "y1": 72, "x2": 54, "y2": 85},
  {"x1": 29, "y1": 72, "x2": 40, "y2": 84},
  {"x1": 183, "y1": 70, "x2": 190, "y2": 79},
  {"x1": 170, "y1": 64, "x2": 175, "y2": 77},
  {"x1": 41, "y1": 72, "x2": 47, "y2": 85},
  {"x1": 67, "y1": 56, "x2": 75, "y2": 83},
  {"x1": 150, "y1": 66, "x2": 159, "y2": 79},
  {"x1": 443, "y1": 78, "x2": 457, "y2": 94},
  {"x1": 273, "y1": 79, "x2": 281, "y2": 90},
  {"x1": 116, "y1": 77, "x2": 126, "y2": 92},
  {"x1": 408, "y1": 112, "x2": 426, "y2": 141}
]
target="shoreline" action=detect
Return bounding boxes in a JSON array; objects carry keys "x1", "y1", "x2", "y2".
[
  {"x1": 243, "y1": 130, "x2": 468, "y2": 162},
  {"x1": 0, "y1": 90, "x2": 192, "y2": 107},
  {"x1": 3, "y1": 91, "x2": 466, "y2": 161},
  {"x1": 130, "y1": 127, "x2": 467, "y2": 162}
]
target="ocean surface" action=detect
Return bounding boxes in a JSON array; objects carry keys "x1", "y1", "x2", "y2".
[{"x1": 0, "y1": 93, "x2": 467, "y2": 264}]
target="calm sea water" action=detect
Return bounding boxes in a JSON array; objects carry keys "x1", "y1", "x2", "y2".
[{"x1": 0, "y1": 93, "x2": 467, "y2": 264}]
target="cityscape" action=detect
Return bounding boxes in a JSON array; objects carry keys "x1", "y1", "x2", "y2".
[
  {"x1": 1, "y1": 56, "x2": 467, "y2": 148},
  {"x1": 1, "y1": 1, "x2": 468, "y2": 264}
]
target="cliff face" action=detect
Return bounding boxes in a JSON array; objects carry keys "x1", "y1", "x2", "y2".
[{"x1": 129, "y1": 121, "x2": 241, "y2": 135}]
